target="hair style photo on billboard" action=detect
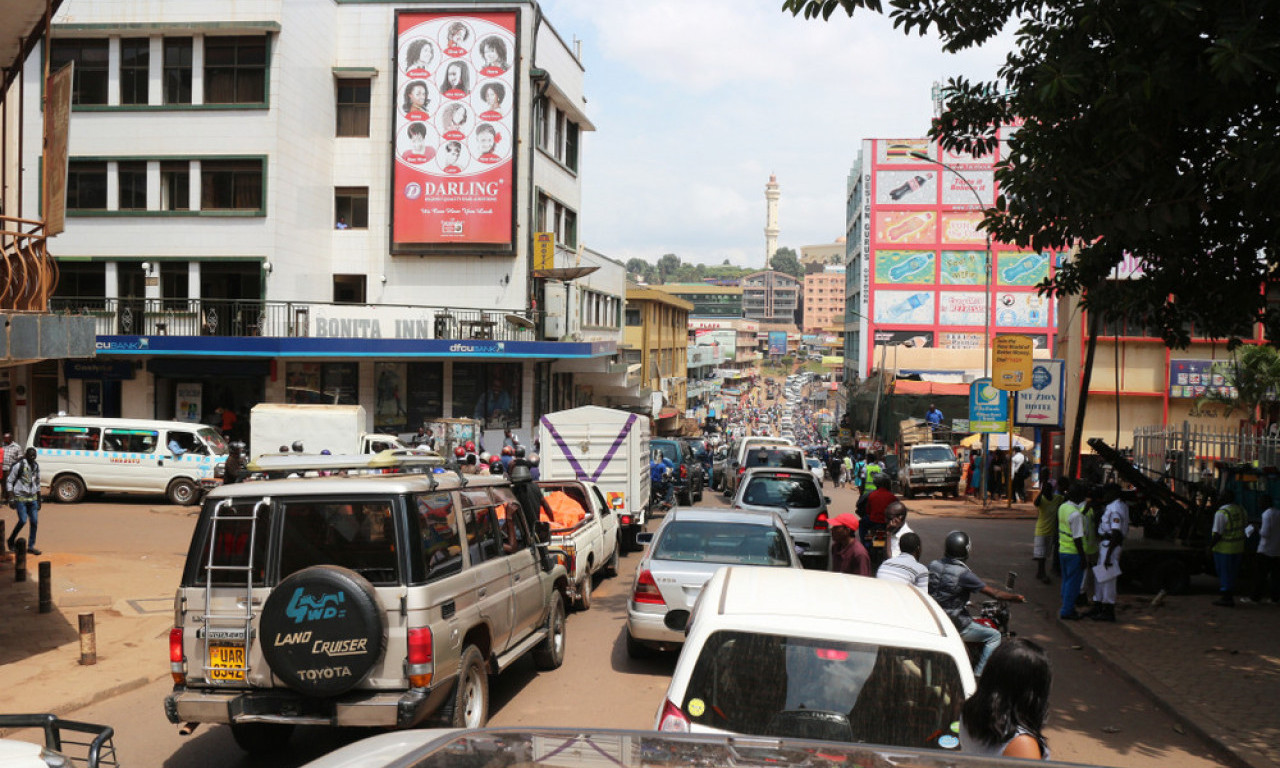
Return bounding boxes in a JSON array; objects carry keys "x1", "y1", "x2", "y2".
[
  {"x1": 402, "y1": 80, "x2": 430, "y2": 119},
  {"x1": 478, "y1": 36, "x2": 510, "y2": 74},
  {"x1": 477, "y1": 82, "x2": 506, "y2": 116},
  {"x1": 473, "y1": 123, "x2": 501, "y2": 163},
  {"x1": 405, "y1": 39, "x2": 435, "y2": 75},
  {"x1": 440, "y1": 102, "x2": 469, "y2": 139},
  {"x1": 439, "y1": 61, "x2": 471, "y2": 98},
  {"x1": 401, "y1": 122, "x2": 436, "y2": 165},
  {"x1": 438, "y1": 140, "x2": 467, "y2": 174},
  {"x1": 444, "y1": 21, "x2": 472, "y2": 54}
]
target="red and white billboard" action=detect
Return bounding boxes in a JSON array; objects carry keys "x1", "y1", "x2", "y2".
[{"x1": 392, "y1": 10, "x2": 519, "y2": 253}]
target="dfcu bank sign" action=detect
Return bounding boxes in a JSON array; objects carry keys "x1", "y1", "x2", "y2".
[{"x1": 91, "y1": 335, "x2": 614, "y2": 359}]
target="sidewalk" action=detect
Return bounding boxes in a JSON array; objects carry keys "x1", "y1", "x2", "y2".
[
  {"x1": 913, "y1": 496, "x2": 1280, "y2": 768},
  {"x1": 1, "y1": 500, "x2": 1277, "y2": 768}
]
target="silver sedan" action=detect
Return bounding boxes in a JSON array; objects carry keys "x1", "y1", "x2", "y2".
[{"x1": 625, "y1": 507, "x2": 801, "y2": 658}]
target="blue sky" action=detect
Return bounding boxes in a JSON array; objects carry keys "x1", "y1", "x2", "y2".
[{"x1": 539, "y1": 0, "x2": 1013, "y2": 269}]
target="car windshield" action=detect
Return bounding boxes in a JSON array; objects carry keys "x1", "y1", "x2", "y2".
[
  {"x1": 912, "y1": 446, "x2": 955, "y2": 464},
  {"x1": 740, "y1": 475, "x2": 821, "y2": 509},
  {"x1": 680, "y1": 630, "x2": 965, "y2": 748},
  {"x1": 198, "y1": 427, "x2": 230, "y2": 455},
  {"x1": 744, "y1": 449, "x2": 804, "y2": 469},
  {"x1": 653, "y1": 521, "x2": 792, "y2": 566}
]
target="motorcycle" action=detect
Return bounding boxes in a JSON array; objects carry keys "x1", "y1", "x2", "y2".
[
  {"x1": 650, "y1": 466, "x2": 676, "y2": 513},
  {"x1": 967, "y1": 571, "x2": 1017, "y2": 668}
]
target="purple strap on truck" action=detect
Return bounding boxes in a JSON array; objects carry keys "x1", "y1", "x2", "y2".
[{"x1": 540, "y1": 413, "x2": 638, "y2": 483}]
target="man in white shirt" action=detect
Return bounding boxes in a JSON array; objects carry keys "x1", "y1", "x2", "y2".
[
  {"x1": 1090, "y1": 483, "x2": 1129, "y2": 622},
  {"x1": 885, "y1": 502, "x2": 914, "y2": 559},
  {"x1": 1009, "y1": 445, "x2": 1028, "y2": 502},
  {"x1": 1254, "y1": 494, "x2": 1280, "y2": 603},
  {"x1": 877, "y1": 532, "x2": 928, "y2": 593}
]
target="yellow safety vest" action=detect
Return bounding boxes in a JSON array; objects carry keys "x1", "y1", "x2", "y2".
[
  {"x1": 1082, "y1": 506, "x2": 1100, "y2": 556},
  {"x1": 1059, "y1": 501, "x2": 1082, "y2": 554},
  {"x1": 864, "y1": 464, "x2": 882, "y2": 491},
  {"x1": 1212, "y1": 504, "x2": 1247, "y2": 555}
]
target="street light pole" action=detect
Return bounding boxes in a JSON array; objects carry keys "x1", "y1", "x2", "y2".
[{"x1": 909, "y1": 150, "x2": 994, "y2": 505}]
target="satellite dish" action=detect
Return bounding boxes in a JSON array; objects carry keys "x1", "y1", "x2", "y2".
[{"x1": 505, "y1": 313, "x2": 536, "y2": 330}]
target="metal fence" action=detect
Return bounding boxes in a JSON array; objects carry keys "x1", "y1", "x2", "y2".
[
  {"x1": 1132, "y1": 421, "x2": 1280, "y2": 494},
  {"x1": 48, "y1": 297, "x2": 538, "y2": 342}
]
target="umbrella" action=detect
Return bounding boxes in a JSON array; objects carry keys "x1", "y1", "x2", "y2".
[{"x1": 959, "y1": 433, "x2": 1034, "y2": 450}]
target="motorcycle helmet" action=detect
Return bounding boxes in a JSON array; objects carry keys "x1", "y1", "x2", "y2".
[
  {"x1": 464, "y1": 440, "x2": 476, "y2": 453},
  {"x1": 502, "y1": 446, "x2": 514, "y2": 456},
  {"x1": 514, "y1": 446, "x2": 526, "y2": 458},
  {"x1": 479, "y1": 452, "x2": 491, "y2": 463},
  {"x1": 528, "y1": 452, "x2": 539, "y2": 466},
  {"x1": 454, "y1": 446, "x2": 466, "y2": 458},
  {"x1": 291, "y1": 440, "x2": 305, "y2": 453},
  {"x1": 944, "y1": 531, "x2": 971, "y2": 561}
]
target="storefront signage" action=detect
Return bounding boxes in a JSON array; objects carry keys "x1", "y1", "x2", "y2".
[
  {"x1": 1014, "y1": 359, "x2": 1065, "y2": 428},
  {"x1": 64, "y1": 360, "x2": 135, "y2": 379},
  {"x1": 992, "y1": 334, "x2": 1034, "y2": 391},
  {"x1": 1168, "y1": 358, "x2": 1235, "y2": 399},
  {"x1": 968, "y1": 377, "x2": 1008, "y2": 433}
]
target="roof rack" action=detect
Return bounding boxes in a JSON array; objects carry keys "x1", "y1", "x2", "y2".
[{"x1": 245, "y1": 448, "x2": 445, "y2": 480}]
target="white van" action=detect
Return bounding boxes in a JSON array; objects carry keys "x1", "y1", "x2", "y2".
[{"x1": 28, "y1": 416, "x2": 229, "y2": 505}]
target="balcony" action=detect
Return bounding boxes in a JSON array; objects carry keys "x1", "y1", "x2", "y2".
[{"x1": 49, "y1": 297, "x2": 538, "y2": 342}]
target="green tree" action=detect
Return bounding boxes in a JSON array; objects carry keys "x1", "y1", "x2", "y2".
[
  {"x1": 784, "y1": 0, "x2": 1280, "y2": 347},
  {"x1": 657, "y1": 253, "x2": 682, "y2": 283},
  {"x1": 771, "y1": 247, "x2": 803, "y2": 279}
]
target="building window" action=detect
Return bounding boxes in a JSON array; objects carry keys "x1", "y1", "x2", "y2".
[
  {"x1": 163, "y1": 38, "x2": 193, "y2": 104},
  {"x1": 534, "y1": 96, "x2": 548, "y2": 150},
  {"x1": 161, "y1": 262, "x2": 190, "y2": 309},
  {"x1": 625, "y1": 308, "x2": 641, "y2": 327},
  {"x1": 200, "y1": 160, "x2": 264, "y2": 211},
  {"x1": 204, "y1": 36, "x2": 267, "y2": 104},
  {"x1": 336, "y1": 78, "x2": 371, "y2": 137},
  {"x1": 118, "y1": 161, "x2": 148, "y2": 210},
  {"x1": 160, "y1": 161, "x2": 190, "y2": 210},
  {"x1": 50, "y1": 39, "x2": 108, "y2": 105},
  {"x1": 66, "y1": 161, "x2": 107, "y2": 210},
  {"x1": 333, "y1": 274, "x2": 367, "y2": 304},
  {"x1": 334, "y1": 187, "x2": 368, "y2": 229},
  {"x1": 119, "y1": 38, "x2": 150, "y2": 105},
  {"x1": 564, "y1": 121, "x2": 579, "y2": 172}
]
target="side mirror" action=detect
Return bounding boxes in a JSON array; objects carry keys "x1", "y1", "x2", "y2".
[
  {"x1": 824, "y1": 497, "x2": 831, "y2": 505},
  {"x1": 535, "y1": 521, "x2": 551, "y2": 542}
]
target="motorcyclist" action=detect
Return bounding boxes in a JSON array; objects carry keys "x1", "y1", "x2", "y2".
[
  {"x1": 649, "y1": 450, "x2": 675, "y2": 508},
  {"x1": 927, "y1": 531, "x2": 1025, "y2": 677}
]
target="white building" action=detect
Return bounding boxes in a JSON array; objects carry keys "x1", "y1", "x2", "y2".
[{"x1": 22, "y1": 0, "x2": 620, "y2": 448}]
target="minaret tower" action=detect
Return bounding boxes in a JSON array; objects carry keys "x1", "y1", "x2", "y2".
[{"x1": 764, "y1": 174, "x2": 780, "y2": 268}]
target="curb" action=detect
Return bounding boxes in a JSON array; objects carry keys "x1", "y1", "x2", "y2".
[
  {"x1": 1029, "y1": 599, "x2": 1265, "y2": 768},
  {"x1": 0, "y1": 674, "x2": 162, "y2": 739}
]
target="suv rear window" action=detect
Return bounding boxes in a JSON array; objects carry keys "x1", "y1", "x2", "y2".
[
  {"x1": 744, "y1": 448, "x2": 804, "y2": 470},
  {"x1": 417, "y1": 491, "x2": 463, "y2": 582},
  {"x1": 741, "y1": 474, "x2": 821, "y2": 509},
  {"x1": 195, "y1": 500, "x2": 273, "y2": 586},
  {"x1": 279, "y1": 500, "x2": 398, "y2": 585},
  {"x1": 680, "y1": 630, "x2": 964, "y2": 748},
  {"x1": 911, "y1": 446, "x2": 955, "y2": 464},
  {"x1": 652, "y1": 441, "x2": 681, "y2": 464}
]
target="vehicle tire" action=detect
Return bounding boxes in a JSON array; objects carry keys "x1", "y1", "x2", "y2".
[
  {"x1": 259, "y1": 565, "x2": 385, "y2": 697},
  {"x1": 167, "y1": 478, "x2": 199, "y2": 506},
  {"x1": 436, "y1": 645, "x2": 489, "y2": 728},
  {"x1": 229, "y1": 722, "x2": 294, "y2": 755},
  {"x1": 575, "y1": 575, "x2": 593, "y2": 611},
  {"x1": 620, "y1": 527, "x2": 636, "y2": 554},
  {"x1": 695, "y1": 485, "x2": 704, "y2": 503},
  {"x1": 603, "y1": 542, "x2": 620, "y2": 578},
  {"x1": 533, "y1": 592, "x2": 566, "y2": 670},
  {"x1": 679, "y1": 489, "x2": 692, "y2": 506},
  {"x1": 51, "y1": 474, "x2": 86, "y2": 504},
  {"x1": 1143, "y1": 558, "x2": 1191, "y2": 595},
  {"x1": 625, "y1": 630, "x2": 655, "y2": 659}
]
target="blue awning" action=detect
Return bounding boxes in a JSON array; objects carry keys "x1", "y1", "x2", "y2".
[{"x1": 93, "y1": 336, "x2": 617, "y2": 359}]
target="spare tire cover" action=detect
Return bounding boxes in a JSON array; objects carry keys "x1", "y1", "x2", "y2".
[{"x1": 260, "y1": 565, "x2": 386, "y2": 697}]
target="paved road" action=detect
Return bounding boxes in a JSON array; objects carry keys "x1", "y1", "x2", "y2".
[{"x1": 16, "y1": 492, "x2": 1228, "y2": 766}]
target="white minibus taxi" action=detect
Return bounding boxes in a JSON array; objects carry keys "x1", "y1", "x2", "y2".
[{"x1": 28, "y1": 416, "x2": 228, "y2": 505}]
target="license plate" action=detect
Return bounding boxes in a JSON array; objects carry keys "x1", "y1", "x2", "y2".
[{"x1": 208, "y1": 644, "x2": 245, "y2": 682}]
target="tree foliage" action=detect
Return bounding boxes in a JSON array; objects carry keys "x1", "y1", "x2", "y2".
[
  {"x1": 784, "y1": 0, "x2": 1280, "y2": 347},
  {"x1": 1196, "y1": 345, "x2": 1280, "y2": 425},
  {"x1": 771, "y1": 247, "x2": 804, "y2": 279}
]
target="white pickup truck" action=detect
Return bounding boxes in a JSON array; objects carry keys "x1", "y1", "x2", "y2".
[{"x1": 537, "y1": 479, "x2": 621, "y2": 611}]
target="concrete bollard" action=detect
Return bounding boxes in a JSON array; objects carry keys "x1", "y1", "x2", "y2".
[
  {"x1": 14, "y1": 539, "x2": 26, "y2": 582},
  {"x1": 38, "y1": 561, "x2": 52, "y2": 613},
  {"x1": 79, "y1": 613, "x2": 97, "y2": 665}
]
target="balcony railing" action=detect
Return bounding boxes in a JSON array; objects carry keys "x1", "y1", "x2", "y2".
[{"x1": 49, "y1": 297, "x2": 538, "y2": 342}]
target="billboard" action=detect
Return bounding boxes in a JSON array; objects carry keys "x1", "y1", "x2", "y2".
[
  {"x1": 392, "y1": 10, "x2": 519, "y2": 253},
  {"x1": 875, "y1": 169, "x2": 938, "y2": 205},
  {"x1": 874, "y1": 250, "x2": 936, "y2": 284},
  {"x1": 873, "y1": 290, "x2": 933, "y2": 325},
  {"x1": 767, "y1": 331, "x2": 788, "y2": 356},
  {"x1": 1014, "y1": 359, "x2": 1066, "y2": 428},
  {"x1": 995, "y1": 292, "x2": 1051, "y2": 327},
  {"x1": 997, "y1": 251, "x2": 1050, "y2": 287},
  {"x1": 1168, "y1": 359, "x2": 1236, "y2": 399}
]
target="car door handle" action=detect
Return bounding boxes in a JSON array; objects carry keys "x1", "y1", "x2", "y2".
[
  {"x1": 513, "y1": 573, "x2": 521, "y2": 582},
  {"x1": 478, "y1": 587, "x2": 487, "y2": 597}
]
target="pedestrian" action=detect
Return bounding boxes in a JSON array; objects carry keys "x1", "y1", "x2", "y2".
[
  {"x1": 1, "y1": 432, "x2": 20, "y2": 503},
  {"x1": 1090, "y1": 483, "x2": 1129, "y2": 621},
  {"x1": 1032, "y1": 478, "x2": 1063, "y2": 583},
  {"x1": 967, "y1": 450, "x2": 982, "y2": 496},
  {"x1": 1253, "y1": 494, "x2": 1280, "y2": 603},
  {"x1": 876, "y1": 531, "x2": 928, "y2": 592},
  {"x1": 827, "y1": 452, "x2": 843, "y2": 489},
  {"x1": 216, "y1": 406, "x2": 238, "y2": 439},
  {"x1": 1010, "y1": 445, "x2": 1028, "y2": 502},
  {"x1": 1057, "y1": 481, "x2": 1089, "y2": 620},
  {"x1": 222, "y1": 442, "x2": 246, "y2": 484},
  {"x1": 1079, "y1": 487, "x2": 1102, "y2": 610},
  {"x1": 959, "y1": 638, "x2": 1053, "y2": 759},
  {"x1": 6, "y1": 447, "x2": 42, "y2": 555},
  {"x1": 1210, "y1": 489, "x2": 1247, "y2": 607},
  {"x1": 885, "y1": 501, "x2": 914, "y2": 558},
  {"x1": 927, "y1": 531, "x2": 1026, "y2": 676},
  {"x1": 857, "y1": 485, "x2": 898, "y2": 565},
  {"x1": 925, "y1": 403, "x2": 944, "y2": 427},
  {"x1": 842, "y1": 453, "x2": 854, "y2": 488},
  {"x1": 828, "y1": 513, "x2": 871, "y2": 577},
  {"x1": 988, "y1": 450, "x2": 1005, "y2": 500}
]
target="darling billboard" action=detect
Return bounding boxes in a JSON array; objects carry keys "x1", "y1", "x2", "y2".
[{"x1": 392, "y1": 11, "x2": 519, "y2": 254}]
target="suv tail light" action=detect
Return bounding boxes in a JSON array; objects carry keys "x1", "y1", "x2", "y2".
[
  {"x1": 620, "y1": 514, "x2": 633, "y2": 526},
  {"x1": 680, "y1": 465, "x2": 688, "y2": 479},
  {"x1": 813, "y1": 510, "x2": 829, "y2": 530},
  {"x1": 632, "y1": 569, "x2": 666, "y2": 605},
  {"x1": 407, "y1": 626, "x2": 434, "y2": 687},
  {"x1": 169, "y1": 627, "x2": 186, "y2": 684},
  {"x1": 658, "y1": 699, "x2": 691, "y2": 732}
]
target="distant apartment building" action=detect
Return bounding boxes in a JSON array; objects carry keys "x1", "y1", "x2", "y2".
[
  {"x1": 624, "y1": 285, "x2": 692, "y2": 428},
  {"x1": 742, "y1": 270, "x2": 800, "y2": 326},
  {"x1": 650, "y1": 283, "x2": 742, "y2": 318},
  {"x1": 803, "y1": 267, "x2": 845, "y2": 332},
  {"x1": 801, "y1": 239, "x2": 845, "y2": 272}
]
